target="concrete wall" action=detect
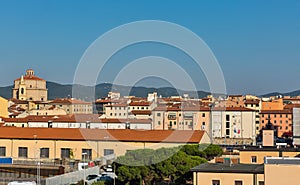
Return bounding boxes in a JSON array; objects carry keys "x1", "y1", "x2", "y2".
[
  {"x1": 0, "y1": 138, "x2": 193, "y2": 161},
  {"x1": 265, "y1": 164, "x2": 300, "y2": 185},
  {"x1": 193, "y1": 172, "x2": 264, "y2": 185}
]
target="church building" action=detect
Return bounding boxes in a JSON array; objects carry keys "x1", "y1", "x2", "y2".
[{"x1": 13, "y1": 69, "x2": 48, "y2": 101}]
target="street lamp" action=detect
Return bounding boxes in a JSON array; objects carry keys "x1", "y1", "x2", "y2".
[{"x1": 82, "y1": 152, "x2": 88, "y2": 183}]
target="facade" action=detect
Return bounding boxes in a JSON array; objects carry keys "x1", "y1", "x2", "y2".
[
  {"x1": 293, "y1": 108, "x2": 300, "y2": 145},
  {"x1": 191, "y1": 157, "x2": 300, "y2": 185},
  {"x1": 191, "y1": 163, "x2": 264, "y2": 185},
  {"x1": 0, "y1": 96, "x2": 8, "y2": 118},
  {"x1": 211, "y1": 107, "x2": 256, "y2": 145},
  {"x1": 0, "y1": 127, "x2": 209, "y2": 161},
  {"x1": 12, "y1": 69, "x2": 48, "y2": 101},
  {"x1": 152, "y1": 106, "x2": 211, "y2": 132},
  {"x1": 50, "y1": 98, "x2": 93, "y2": 114},
  {"x1": 260, "y1": 109, "x2": 292, "y2": 137},
  {"x1": 244, "y1": 99, "x2": 261, "y2": 135},
  {"x1": 104, "y1": 103, "x2": 129, "y2": 119},
  {"x1": 3, "y1": 114, "x2": 152, "y2": 130},
  {"x1": 239, "y1": 147, "x2": 300, "y2": 164}
]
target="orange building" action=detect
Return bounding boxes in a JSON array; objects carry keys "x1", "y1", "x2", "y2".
[{"x1": 260, "y1": 109, "x2": 292, "y2": 137}]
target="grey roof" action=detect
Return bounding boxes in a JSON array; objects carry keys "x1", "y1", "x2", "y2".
[
  {"x1": 240, "y1": 146, "x2": 300, "y2": 152},
  {"x1": 265, "y1": 158, "x2": 300, "y2": 165},
  {"x1": 191, "y1": 163, "x2": 264, "y2": 174}
]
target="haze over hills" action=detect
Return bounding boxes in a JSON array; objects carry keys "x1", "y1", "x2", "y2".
[
  {"x1": 0, "y1": 82, "x2": 210, "y2": 101},
  {"x1": 1, "y1": 82, "x2": 300, "y2": 101}
]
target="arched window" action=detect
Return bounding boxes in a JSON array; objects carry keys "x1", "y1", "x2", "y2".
[{"x1": 21, "y1": 88, "x2": 24, "y2": 94}]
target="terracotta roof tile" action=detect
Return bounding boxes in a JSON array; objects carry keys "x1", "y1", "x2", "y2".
[
  {"x1": 0, "y1": 127, "x2": 204, "y2": 143},
  {"x1": 15, "y1": 76, "x2": 45, "y2": 81}
]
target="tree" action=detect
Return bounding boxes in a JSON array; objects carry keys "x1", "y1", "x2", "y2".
[{"x1": 114, "y1": 145, "x2": 213, "y2": 184}]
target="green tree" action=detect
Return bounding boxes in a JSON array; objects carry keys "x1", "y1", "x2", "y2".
[{"x1": 114, "y1": 145, "x2": 212, "y2": 184}]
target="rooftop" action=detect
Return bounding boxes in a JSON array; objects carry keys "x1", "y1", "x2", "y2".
[
  {"x1": 191, "y1": 163, "x2": 264, "y2": 174},
  {"x1": 0, "y1": 127, "x2": 205, "y2": 143}
]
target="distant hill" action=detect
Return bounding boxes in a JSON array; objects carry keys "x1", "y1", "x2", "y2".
[
  {"x1": 2, "y1": 82, "x2": 300, "y2": 100},
  {"x1": 261, "y1": 90, "x2": 300, "y2": 98},
  {"x1": 0, "y1": 82, "x2": 210, "y2": 100}
]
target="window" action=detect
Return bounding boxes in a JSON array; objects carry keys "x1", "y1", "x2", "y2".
[
  {"x1": 235, "y1": 181, "x2": 243, "y2": 185},
  {"x1": 0, "y1": 147, "x2": 6, "y2": 157},
  {"x1": 226, "y1": 122, "x2": 230, "y2": 128},
  {"x1": 262, "y1": 120, "x2": 264, "y2": 124},
  {"x1": 169, "y1": 121, "x2": 172, "y2": 127},
  {"x1": 274, "y1": 114, "x2": 276, "y2": 118},
  {"x1": 18, "y1": 147, "x2": 28, "y2": 158},
  {"x1": 202, "y1": 122, "x2": 205, "y2": 126},
  {"x1": 212, "y1": 180, "x2": 220, "y2": 185},
  {"x1": 40, "y1": 148, "x2": 49, "y2": 158},
  {"x1": 82, "y1": 149, "x2": 92, "y2": 160},
  {"x1": 202, "y1": 113, "x2": 205, "y2": 117},
  {"x1": 251, "y1": 156, "x2": 257, "y2": 163},
  {"x1": 174, "y1": 121, "x2": 176, "y2": 125},
  {"x1": 157, "y1": 113, "x2": 161, "y2": 117},
  {"x1": 104, "y1": 149, "x2": 114, "y2": 156},
  {"x1": 61, "y1": 148, "x2": 71, "y2": 159},
  {"x1": 226, "y1": 129, "x2": 230, "y2": 135},
  {"x1": 158, "y1": 121, "x2": 161, "y2": 125},
  {"x1": 226, "y1": 115, "x2": 230, "y2": 121},
  {"x1": 259, "y1": 181, "x2": 264, "y2": 185}
]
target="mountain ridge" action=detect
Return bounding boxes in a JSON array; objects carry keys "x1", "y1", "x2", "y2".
[{"x1": 1, "y1": 82, "x2": 300, "y2": 100}]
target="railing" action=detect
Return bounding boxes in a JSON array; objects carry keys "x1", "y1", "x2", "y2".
[{"x1": 45, "y1": 166, "x2": 99, "y2": 185}]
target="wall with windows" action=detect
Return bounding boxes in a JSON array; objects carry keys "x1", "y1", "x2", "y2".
[
  {"x1": 0, "y1": 139, "x2": 198, "y2": 161},
  {"x1": 193, "y1": 172, "x2": 264, "y2": 185}
]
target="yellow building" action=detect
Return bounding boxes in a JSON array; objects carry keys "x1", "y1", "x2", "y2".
[
  {"x1": 0, "y1": 127, "x2": 209, "y2": 161},
  {"x1": 0, "y1": 96, "x2": 8, "y2": 118},
  {"x1": 191, "y1": 157, "x2": 300, "y2": 185},
  {"x1": 191, "y1": 163, "x2": 264, "y2": 185},
  {"x1": 239, "y1": 147, "x2": 300, "y2": 164},
  {"x1": 12, "y1": 69, "x2": 48, "y2": 101}
]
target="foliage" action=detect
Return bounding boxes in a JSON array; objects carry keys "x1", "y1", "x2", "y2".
[
  {"x1": 114, "y1": 144, "x2": 222, "y2": 184},
  {"x1": 91, "y1": 181, "x2": 105, "y2": 185}
]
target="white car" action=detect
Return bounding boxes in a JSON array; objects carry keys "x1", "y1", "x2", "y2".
[{"x1": 8, "y1": 182, "x2": 36, "y2": 185}]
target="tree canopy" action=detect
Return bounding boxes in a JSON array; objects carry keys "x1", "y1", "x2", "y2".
[{"x1": 114, "y1": 144, "x2": 222, "y2": 185}]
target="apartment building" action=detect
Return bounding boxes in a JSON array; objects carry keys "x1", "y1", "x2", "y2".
[
  {"x1": 50, "y1": 98, "x2": 93, "y2": 114},
  {"x1": 152, "y1": 106, "x2": 211, "y2": 133},
  {"x1": 0, "y1": 127, "x2": 209, "y2": 161},
  {"x1": 211, "y1": 107, "x2": 256, "y2": 145},
  {"x1": 191, "y1": 157, "x2": 300, "y2": 185}
]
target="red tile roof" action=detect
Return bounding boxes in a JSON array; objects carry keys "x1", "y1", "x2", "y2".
[
  {"x1": 129, "y1": 101, "x2": 151, "y2": 106},
  {"x1": 51, "y1": 98, "x2": 91, "y2": 105},
  {"x1": 211, "y1": 107, "x2": 255, "y2": 111},
  {"x1": 0, "y1": 127, "x2": 204, "y2": 143},
  {"x1": 130, "y1": 110, "x2": 152, "y2": 115},
  {"x1": 15, "y1": 76, "x2": 45, "y2": 81},
  {"x1": 105, "y1": 103, "x2": 127, "y2": 107},
  {"x1": 260, "y1": 109, "x2": 293, "y2": 114},
  {"x1": 244, "y1": 99, "x2": 260, "y2": 104}
]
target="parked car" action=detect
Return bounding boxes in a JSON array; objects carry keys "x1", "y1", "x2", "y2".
[
  {"x1": 97, "y1": 175, "x2": 113, "y2": 182},
  {"x1": 86, "y1": 174, "x2": 101, "y2": 185},
  {"x1": 8, "y1": 182, "x2": 36, "y2": 185}
]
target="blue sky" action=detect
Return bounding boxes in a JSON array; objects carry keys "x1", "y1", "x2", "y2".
[{"x1": 0, "y1": 0, "x2": 300, "y2": 95}]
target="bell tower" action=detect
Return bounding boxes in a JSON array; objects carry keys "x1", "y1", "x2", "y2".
[{"x1": 18, "y1": 75, "x2": 27, "y2": 100}]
